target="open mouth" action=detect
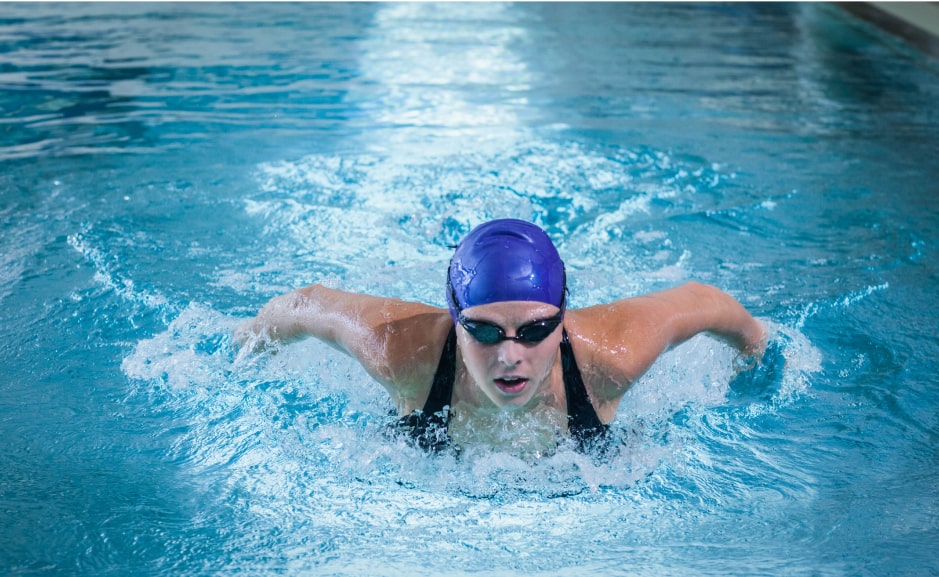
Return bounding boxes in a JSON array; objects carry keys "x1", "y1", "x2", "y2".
[{"x1": 494, "y1": 377, "x2": 529, "y2": 395}]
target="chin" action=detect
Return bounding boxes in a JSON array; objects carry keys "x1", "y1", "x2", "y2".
[{"x1": 493, "y1": 389, "x2": 538, "y2": 410}]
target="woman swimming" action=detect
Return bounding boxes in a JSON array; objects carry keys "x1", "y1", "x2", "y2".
[{"x1": 235, "y1": 219, "x2": 767, "y2": 453}]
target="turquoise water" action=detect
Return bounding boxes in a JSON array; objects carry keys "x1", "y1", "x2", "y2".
[{"x1": 2, "y1": 3, "x2": 938, "y2": 575}]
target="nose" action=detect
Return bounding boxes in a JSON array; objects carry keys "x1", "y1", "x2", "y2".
[{"x1": 496, "y1": 339, "x2": 524, "y2": 367}]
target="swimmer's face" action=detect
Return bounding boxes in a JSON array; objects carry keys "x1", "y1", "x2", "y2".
[{"x1": 456, "y1": 301, "x2": 564, "y2": 409}]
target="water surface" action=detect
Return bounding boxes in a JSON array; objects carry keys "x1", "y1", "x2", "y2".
[{"x1": 1, "y1": 3, "x2": 937, "y2": 576}]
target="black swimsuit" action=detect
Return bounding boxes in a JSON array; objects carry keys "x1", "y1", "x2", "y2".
[{"x1": 396, "y1": 326, "x2": 609, "y2": 452}]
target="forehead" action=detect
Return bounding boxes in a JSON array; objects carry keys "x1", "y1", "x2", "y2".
[{"x1": 460, "y1": 300, "x2": 561, "y2": 324}]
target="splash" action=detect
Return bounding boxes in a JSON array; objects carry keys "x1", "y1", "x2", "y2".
[{"x1": 120, "y1": 298, "x2": 823, "y2": 520}]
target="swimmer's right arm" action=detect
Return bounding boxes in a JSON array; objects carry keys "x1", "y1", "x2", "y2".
[
  {"x1": 234, "y1": 284, "x2": 373, "y2": 353},
  {"x1": 234, "y1": 284, "x2": 447, "y2": 367},
  {"x1": 234, "y1": 284, "x2": 451, "y2": 408},
  {"x1": 233, "y1": 288, "x2": 305, "y2": 352}
]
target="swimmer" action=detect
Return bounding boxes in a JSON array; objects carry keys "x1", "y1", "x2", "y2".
[{"x1": 235, "y1": 219, "x2": 767, "y2": 453}]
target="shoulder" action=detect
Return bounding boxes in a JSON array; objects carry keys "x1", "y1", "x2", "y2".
[
  {"x1": 561, "y1": 281, "x2": 757, "y2": 403},
  {"x1": 295, "y1": 284, "x2": 454, "y2": 412},
  {"x1": 560, "y1": 306, "x2": 650, "y2": 418},
  {"x1": 563, "y1": 294, "x2": 669, "y2": 355},
  {"x1": 366, "y1": 303, "x2": 455, "y2": 413},
  {"x1": 560, "y1": 287, "x2": 705, "y2": 399}
]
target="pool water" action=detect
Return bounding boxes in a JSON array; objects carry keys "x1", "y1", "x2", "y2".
[{"x1": 2, "y1": 3, "x2": 938, "y2": 576}]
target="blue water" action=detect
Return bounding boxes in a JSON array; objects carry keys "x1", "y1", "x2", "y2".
[{"x1": 2, "y1": 3, "x2": 938, "y2": 575}]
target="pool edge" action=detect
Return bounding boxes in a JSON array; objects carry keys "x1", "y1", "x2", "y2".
[{"x1": 838, "y1": 2, "x2": 939, "y2": 58}]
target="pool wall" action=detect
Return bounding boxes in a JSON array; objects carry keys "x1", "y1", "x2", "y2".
[{"x1": 842, "y1": 2, "x2": 939, "y2": 58}]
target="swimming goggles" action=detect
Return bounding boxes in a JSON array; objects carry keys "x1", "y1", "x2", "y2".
[
  {"x1": 446, "y1": 271, "x2": 567, "y2": 344},
  {"x1": 457, "y1": 311, "x2": 564, "y2": 345}
]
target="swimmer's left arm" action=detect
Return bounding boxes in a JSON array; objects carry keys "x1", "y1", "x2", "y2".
[
  {"x1": 651, "y1": 281, "x2": 767, "y2": 356},
  {"x1": 580, "y1": 281, "x2": 766, "y2": 387}
]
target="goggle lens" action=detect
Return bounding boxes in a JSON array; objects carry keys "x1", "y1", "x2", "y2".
[{"x1": 459, "y1": 314, "x2": 563, "y2": 345}]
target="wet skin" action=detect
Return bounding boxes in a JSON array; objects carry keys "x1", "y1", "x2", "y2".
[{"x1": 454, "y1": 300, "x2": 566, "y2": 412}]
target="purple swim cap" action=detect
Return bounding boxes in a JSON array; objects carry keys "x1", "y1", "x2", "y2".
[{"x1": 447, "y1": 219, "x2": 566, "y2": 322}]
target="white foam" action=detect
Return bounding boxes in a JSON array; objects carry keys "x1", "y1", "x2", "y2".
[{"x1": 121, "y1": 302, "x2": 235, "y2": 392}]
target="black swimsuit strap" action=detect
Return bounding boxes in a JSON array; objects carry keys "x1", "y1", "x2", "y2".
[
  {"x1": 398, "y1": 325, "x2": 456, "y2": 451},
  {"x1": 401, "y1": 325, "x2": 607, "y2": 452},
  {"x1": 422, "y1": 325, "x2": 458, "y2": 417},
  {"x1": 560, "y1": 329, "x2": 609, "y2": 444}
]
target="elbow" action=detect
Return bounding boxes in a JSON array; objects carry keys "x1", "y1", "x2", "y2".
[{"x1": 683, "y1": 281, "x2": 721, "y2": 298}]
